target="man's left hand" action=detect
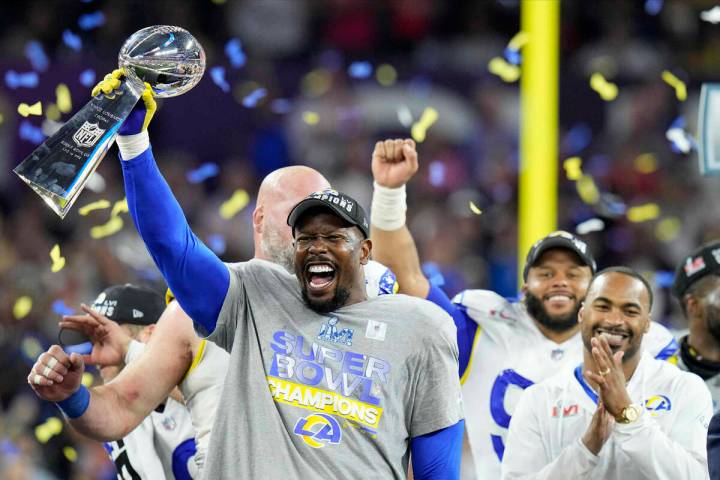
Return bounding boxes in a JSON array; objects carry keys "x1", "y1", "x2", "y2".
[{"x1": 584, "y1": 335, "x2": 633, "y2": 417}]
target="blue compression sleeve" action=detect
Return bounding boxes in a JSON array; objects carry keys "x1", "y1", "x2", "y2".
[
  {"x1": 426, "y1": 285, "x2": 477, "y2": 378},
  {"x1": 121, "y1": 147, "x2": 229, "y2": 335},
  {"x1": 410, "y1": 420, "x2": 464, "y2": 480}
]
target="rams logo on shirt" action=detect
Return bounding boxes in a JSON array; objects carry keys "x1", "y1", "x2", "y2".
[
  {"x1": 644, "y1": 395, "x2": 672, "y2": 416},
  {"x1": 293, "y1": 413, "x2": 342, "y2": 448}
]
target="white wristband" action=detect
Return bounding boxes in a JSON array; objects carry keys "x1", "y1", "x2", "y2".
[
  {"x1": 116, "y1": 130, "x2": 150, "y2": 160},
  {"x1": 370, "y1": 181, "x2": 407, "y2": 231},
  {"x1": 125, "y1": 339, "x2": 147, "y2": 364}
]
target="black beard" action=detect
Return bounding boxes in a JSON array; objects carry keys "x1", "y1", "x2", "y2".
[
  {"x1": 525, "y1": 291, "x2": 580, "y2": 333},
  {"x1": 706, "y1": 304, "x2": 720, "y2": 345},
  {"x1": 301, "y1": 285, "x2": 351, "y2": 314}
]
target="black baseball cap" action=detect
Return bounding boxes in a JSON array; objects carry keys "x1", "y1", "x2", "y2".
[
  {"x1": 90, "y1": 283, "x2": 165, "y2": 326},
  {"x1": 523, "y1": 230, "x2": 597, "y2": 281},
  {"x1": 287, "y1": 189, "x2": 370, "y2": 239},
  {"x1": 672, "y1": 241, "x2": 720, "y2": 298}
]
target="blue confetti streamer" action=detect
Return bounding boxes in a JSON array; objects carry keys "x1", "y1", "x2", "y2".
[
  {"x1": 562, "y1": 123, "x2": 592, "y2": 155},
  {"x1": 224, "y1": 38, "x2": 246, "y2": 69},
  {"x1": 63, "y1": 30, "x2": 83, "y2": 51},
  {"x1": 52, "y1": 299, "x2": 75, "y2": 316},
  {"x1": 24, "y1": 41, "x2": 49, "y2": 72},
  {"x1": 79, "y1": 68, "x2": 96, "y2": 87},
  {"x1": 207, "y1": 234, "x2": 227, "y2": 255},
  {"x1": 19, "y1": 120, "x2": 46, "y2": 144},
  {"x1": 186, "y1": 162, "x2": 220, "y2": 183},
  {"x1": 210, "y1": 66, "x2": 230, "y2": 93},
  {"x1": 503, "y1": 47, "x2": 521, "y2": 66},
  {"x1": 4, "y1": 70, "x2": 39, "y2": 89},
  {"x1": 421, "y1": 262, "x2": 446, "y2": 288},
  {"x1": 78, "y1": 11, "x2": 105, "y2": 31},
  {"x1": 271, "y1": 98, "x2": 292, "y2": 114},
  {"x1": 644, "y1": 0, "x2": 663, "y2": 15},
  {"x1": 242, "y1": 88, "x2": 267, "y2": 108},
  {"x1": 348, "y1": 61, "x2": 373, "y2": 79},
  {"x1": 654, "y1": 270, "x2": 675, "y2": 289}
]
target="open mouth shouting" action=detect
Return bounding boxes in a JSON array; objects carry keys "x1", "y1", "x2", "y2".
[
  {"x1": 593, "y1": 326, "x2": 631, "y2": 351},
  {"x1": 304, "y1": 261, "x2": 337, "y2": 298}
]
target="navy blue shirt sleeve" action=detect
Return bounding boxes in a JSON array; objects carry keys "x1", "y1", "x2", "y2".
[
  {"x1": 426, "y1": 285, "x2": 477, "y2": 379},
  {"x1": 410, "y1": 420, "x2": 464, "y2": 479},
  {"x1": 709, "y1": 412, "x2": 720, "y2": 480},
  {"x1": 121, "y1": 147, "x2": 229, "y2": 335}
]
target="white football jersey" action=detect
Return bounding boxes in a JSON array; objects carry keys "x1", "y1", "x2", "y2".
[
  {"x1": 364, "y1": 259, "x2": 398, "y2": 297},
  {"x1": 453, "y1": 289, "x2": 678, "y2": 480},
  {"x1": 502, "y1": 353, "x2": 712, "y2": 480},
  {"x1": 104, "y1": 397, "x2": 197, "y2": 480}
]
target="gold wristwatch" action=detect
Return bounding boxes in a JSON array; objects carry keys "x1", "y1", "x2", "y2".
[{"x1": 615, "y1": 403, "x2": 642, "y2": 424}]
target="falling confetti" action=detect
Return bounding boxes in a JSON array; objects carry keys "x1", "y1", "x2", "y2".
[
  {"x1": 224, "y1": 38, "x2": 246, "y2": 69},
  {"x1": 376, "y1": 64, "x2": 397, "y2": 86},
  {"x1": 50, "y1": 244, "x2": 66, "y2": 272},
  {"x1": 563, "y1": 157, "x2": 583, "y2": 180},
  {"x1": 111, "y1": 198, "x2": 128, "y2": 217},
  {"x1": 301, "y1": 69, "x2": 332, "y2": 97},
  {"x1": 644, "y1": 0, "x2": 663, "y2": 15},
  {"x1": 219, "y1": 189, "x2": 250, "y2": 219},
  {"x1": 411, "y1": 107, "x2": 439, "y2": 143},
  {"x1": 0, "y1": 113, "x2": 3, "y2": 125},
  {"x1": 81, "y1": 372, "x2": 94, "y2": 387},
  {"x1": 35, "y1": 417, "x2": 63, "y2": 444},
  {"x1": 575, "y1": 218, "x2": 605, "y2": 235},
  {"x1": 700, "y1": 5, "x2": 720, "y2": 23},
  {"x1": 302, "y1": 111, "x2": 319, "y2": 125},
  {"x1": 210, "y1": 66, "x2": 230, "y2": 93},
  {"x1": 19, "y1": 120, "x2": 46, "y2": 144},
  {"x1": 666, "y1": 116, "x2": 695, "y2": 154},
  {"x1": 45, "y1": 104, "x2": 61, "y2": 121},
  {"x1": 661, "y1": 70, "x2": 687, "y2": 101},
  {"x1": 504, "y1": 31, "x2": 529, "y2": 65},
  {"x1": 397, "y1": 105, "x2": 413, "y2": 128},
  {"x1": 488, "y1": 57, "x2": 520, "y2": 82},
  {"x1": 562, "y1": 123, "x2": 592, "y2": 155},
  {"x1": 24, "y1": 41, "x2": 49, "y2": 72},
  {"x1": 13, "y1": 296, "x2": 32, "y2": 320},
  {"x1": 63, "y1": 446, "x2": 78, "y2": 462},
  {"x1": 62, "y1": 30, "x2": 83, "y2": 51},
  {"x1": 207, "y1": 234, "x2": 227, "y2": 255},
  {"x1": 634, "y1": 153, "x2": 658, "y2": 174},
  {"x1": 186, "y1": 163, "x2": 220, "y2": 184},
  {"x1": 78, "y1": 199, "x2": 111, "y2": 215},
  {"x1": 469, "y1": 201, "x2": 483, "y2": 215},
  {"x1": 242, "y1": 88, "x2": 267, "y2": 108},
  {"x1": 78, "y1": 11, "x2": 105, "y2": 30},
  {"x1": 655, "y1": 217, "x2": 681, "y2": 242},
  {"x1": 90, "y1": 216, "x2": 123, "y2": 239},
  {"x1": 21, "y1": 336, "x2": 43, "y2": 360},
  {"x1": 56, "y1": 84, "x2": 72, "y2": 113},
  {"x1": 79, "y1": 69, "x2": 96, "y2": 87},
  {"x1": 590, "y1": 73, "x2": 618, "y2": 101},
  {"x1": 627, "y1": 203, "x2": 660, "y2": 223},
  {"x1": 576, "y1": 175, "x2": 600, "y2": 204},
  {"x1": 5, "y1": 70, "x2": 39, "y2": 89},
  {"x1": 348, "y1": 61, "x2": 373, "y2": 79},
  {"x1": 271, "y1": 99, "x2": 292, "y2": 114},
  {"x1": 18, "y1": 101, "x2": 42, "y2": 117},
  {"x1": 51, "y1": 299, "x2": 74, "y2": 316}
]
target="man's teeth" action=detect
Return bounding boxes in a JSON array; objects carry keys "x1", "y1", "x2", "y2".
[
  {"x1": 308, "y1": 265, "x2": 334, "y2": 273},
  {"x1": 547, "y1": 295, "x2": 571, "y2": 302}
]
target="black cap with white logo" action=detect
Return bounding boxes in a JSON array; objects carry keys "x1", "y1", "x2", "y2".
[
  {"x1": 523, "y1": 231, "x2": 597, "y2": 281},
  {"x1": 91, "y1": 283, "x2": 165, "y2": 326},
  {"x1": 287, "y1": 189, "x2": 370, "y2": 239},
  {"x1": 672, "y1": 241, "x2": 720, "y2": 298}
]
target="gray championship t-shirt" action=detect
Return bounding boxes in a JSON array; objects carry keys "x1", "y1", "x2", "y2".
[{"x1": 203, "y1": 259, "x2": 463, "y2": 479}]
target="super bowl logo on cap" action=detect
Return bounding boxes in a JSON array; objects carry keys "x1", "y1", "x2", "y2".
[
  {"x1": 684, "y1": 256, "x2": 706, "y2": 276},
  {"x1": 293, "y1": 413, "x2": 342, "y2": 448}
]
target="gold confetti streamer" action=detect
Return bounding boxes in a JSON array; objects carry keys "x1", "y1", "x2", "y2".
[
  {"x1": 82, "y1": 372, "x2": 94, "y2": 387},
  {"x1": 634, "y1": 153, "x2": 658, "y2": 174},
  {"x1": 63, "y1": 446, "x2": 78, "y2": 462},
  {"x1": 376, "y1": 64, "x2": 397, "y2": 86},
  {"x1": 45, "y1": 103, "x2": 61, "y2": 121},
  {"x1": 488, "y1": 57, "x2": 520, "y2": 83},
  {"x1": 661, "y1": 70, "x2": 687, "y2": 101},
  {"x1": 90, "y1": 216, "x2": 124, "y2": 239},
  {"x1": 655, "y1": 217, "x2": 681, "y2": 242},
  {"x1": 563, "y1": 157, "x2": 583, "y2": 180},
  {"x1": 21, "y1": 337, "x2": 42, "y2": 359},
  {"x1": 627, "y1": 203, "x2": 660, "y2": 223},
  {"x1": 508, "y1": 31, "x2": 529, "y2": 51},
  {"x1": 590, "y1": 73, "x2": 618, "y2": 101},
  {"x1": 302, "y1": 111, "x2": 319, "y2": 125},
  {"x1": 50, "y1": 244, "x2": 66, "y2": 272},
  {"x1": 79, "y1": 199, "x2": 111, "y2": 216},
  {"x1": 111, "y1": 197, "x2": 128, "y2": 217},
  {"x1": 17, "y1": 101, "x2": 42, "y2": 117},
  {"x1": 56, "y1": 83, "x2": 72, "y2": 113},
  {"x1": 35, "y1": 417, "x2": 63, "y2": 444},
  {"x1": 219, "y1": 189, "x2": 250, "y2": 219},
  {"x1": 13, "y1": 296, "x2": 32, "y2": 319},
  {"x1": 576, "y1": 175, "x2": 600, "y2": 204},
  {"x1": 469, "y1": 201, "x2": 483, "y2": 215},
  {"x1": 411, "y1": 107, "x2": 439, "y2": 143}
]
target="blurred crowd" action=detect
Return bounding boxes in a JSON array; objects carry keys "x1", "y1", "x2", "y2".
[{"x1": 1, "y1": 0, "x2": 720, "y2": 477}]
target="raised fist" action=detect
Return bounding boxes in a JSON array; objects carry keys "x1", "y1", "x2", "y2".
[
  {"x1": 371, "y1": 138, "x2": 419, "y2": 189},
  {"x1": 28, "y1": 345, "x2": 85, "y2": 402}
]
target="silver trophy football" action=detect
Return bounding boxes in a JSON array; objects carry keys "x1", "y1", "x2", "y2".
[{"x1": 14, "y1": 25, "x2": 206, "y2": 218}]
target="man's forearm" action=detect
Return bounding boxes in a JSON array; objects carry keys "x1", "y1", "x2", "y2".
[
  {"x1": 502, "y1": 439, "x2": 598, "y2": 480},
  {"x1": 67, "y1": 386, "x2": 146, "y2": 441}
]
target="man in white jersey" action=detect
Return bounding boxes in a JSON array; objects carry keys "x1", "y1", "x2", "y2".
[
  {"x1": 28, "y1": 163, "x2": 397, "y2": 473},
  {"x1": 32, "y1": 284, "x2": 199, "y2": 480},
  {"x1": 368, "y1": 138, "x2": 679, "y2": 478},
  {"x1": 671, "y1": 241, "x2": 720, "y2": 411},
  {"x1": 502, "y1": 267, "x2": 712, "y2": 479}
]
